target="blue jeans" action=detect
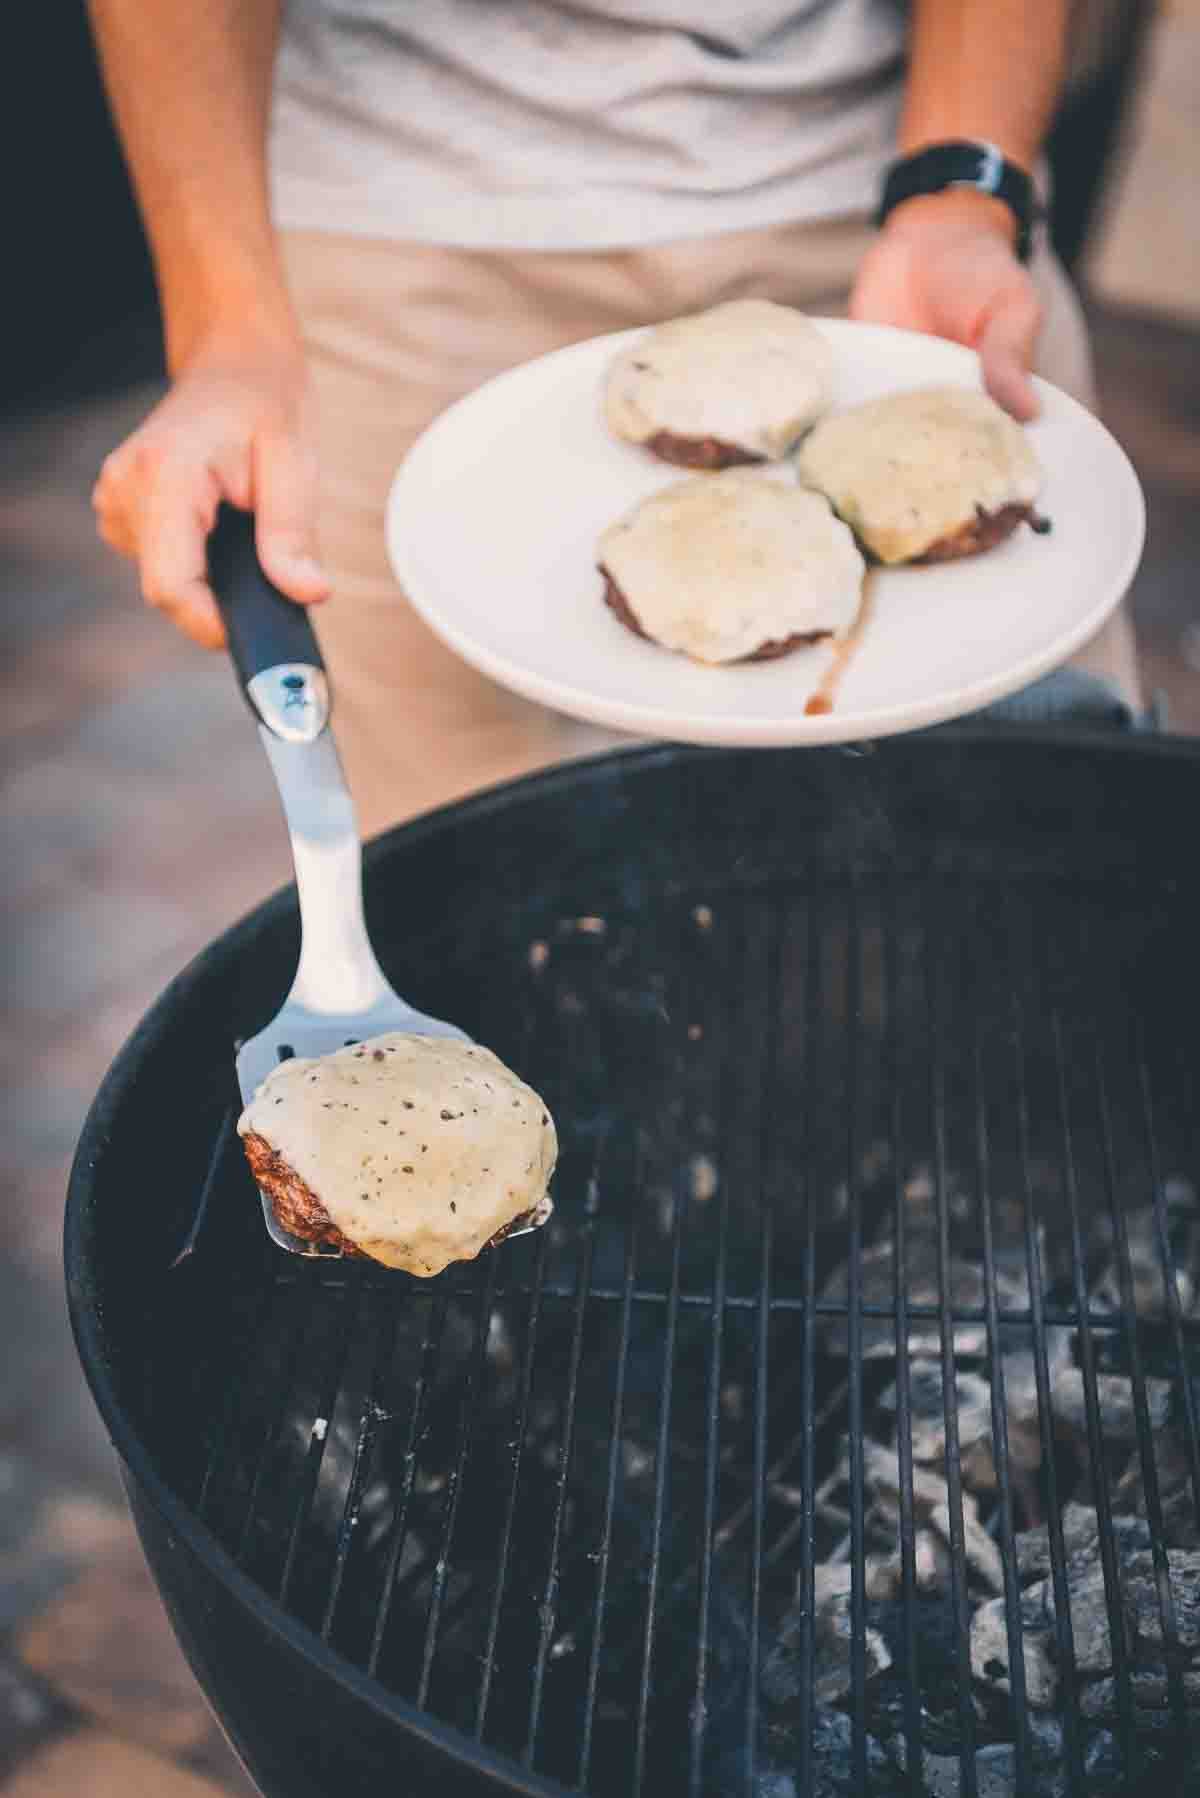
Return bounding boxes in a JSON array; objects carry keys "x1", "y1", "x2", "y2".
[{"x1": 968, "y1": 668, "x2": 1162, "y2": 732}]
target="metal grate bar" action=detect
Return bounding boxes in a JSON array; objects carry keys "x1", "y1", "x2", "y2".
[
  {"x1": 966, "y1": 891, "x2": 1034, "y2": 1797},
  {"x1": 170, "y1": 1098, "x2": 241, "y2": 1269},
  {"x1": 576, "y1": 1180, "x2": 641, "y2": 1791},
  {"x1": 793, "y1": 883, "x2": 822, "y2": 1798},
  {"x1": 193, "y1": 1200, "x2": 290, "y2": 1517},
  {"x1": 278, "y1": 1273, "x2": 365, "y2": 1608},
  {"x1": 416, "y1": 1250, "x2": 501, "y2": 1708},
  {"x1": 688, "y1": 906, "x2": 743, "y2": 1798},
  {"x1": 925, "y1": 884, "x2": 978, "y2": 1795},
  {"x1": 474, "y1": 1225, "x2": 553, "y2": 1737},
  {"x1": 523, "y1": 1142, "x2": 603, "y2": 1764},
  {"x1": 845, "y1": 882, "x2": 869, "y2": 1796},
  {"x1": 534, "y1": 1308, "x2": 742, "y2": 1698},
  {"x1": 234, "y1": 1278, "x2": 325, "y2": 1566},
  {"x1": 743, "y1": 899, "x2": 781, "y2": 1798},
  {"x1": 321, "y1": 1298, "x2": 403, "y2": 1642},
  {"x1": 1135, "y1": 1026, "x2": 1200, "y2": 1526},
  {"x1": 1049, "y1": 1003, "x2": 1140, "y2": 1779},
  {"x1": 194, "y1": 1272, "x2": 290, "y2": 1524},
  {"x1": 621, "y1": 1376, "x2": 853, "y2": 1745},
  {"x1": 367, "y1": 1294, "x2": 450, "y2": 1678},
  {"x1": 1007, "y1": 895, "x2": 1084, "y2": 1791},
  {"x1": 267, "y1": 1271, "x2": 1158, "y2": 1328},
  {"x1": 631, "y1": 1132, "x2": 690, "y2": 1797},
  {"x1": 1040, "y1": 896, "x2": 1142, "y2": 1780},
  {"x1": 687, "y1": 1218, "x2": 729, "y2": 1797},
  {"x1": 887, "y1": 884, "x2": 922, "y2": 1798},
  {"x1": 1093, "y1": 1042, "x2": 1191, "y2": 1742}
]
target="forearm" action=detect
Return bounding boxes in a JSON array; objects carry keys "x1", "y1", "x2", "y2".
[
  {"x1": 898, "y1": 0, "x2": 1072, "y2": 168},
  {"x1": 87, "y1": 0, "x2": 295, "y2": 370}
]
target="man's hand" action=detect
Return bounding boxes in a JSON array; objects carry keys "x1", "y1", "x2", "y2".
[
  {"x1": 86, "y1": 0, "x2": 321, "y2": 647},
  {"x1": 93, "y1": 335, "x2": 329, "y2": 649},
  {"x1": 849, "y1": 188, "x2": 1042, "y2": 422}
]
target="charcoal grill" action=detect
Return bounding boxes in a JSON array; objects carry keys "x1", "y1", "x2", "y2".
[{"x1": 66, "y1": 735, "x2": 1200, "y2": 1796}]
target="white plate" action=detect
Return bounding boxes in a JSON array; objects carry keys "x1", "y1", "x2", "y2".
[{"x1": 386, "y1": 319, "x2": 1145, "y2": 747}]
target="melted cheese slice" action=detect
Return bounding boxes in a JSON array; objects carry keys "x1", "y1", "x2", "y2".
[
  {"x1": 598, "y1": 468, "x2": 864, "y2": 665},
  {"x1": 797, "y1": 386, "x2": 1042, "y2": 564},
  {"x1": 605, "y1": 299, "x2": 833, "y2": 460},
  {"x1": 238, "y1": 1033, "x2": 557, "y2": 1275}
]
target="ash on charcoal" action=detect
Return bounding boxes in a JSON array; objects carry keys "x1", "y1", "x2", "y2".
[
  {"x1": 887, "y1": 1722, "x2": 1073, "y2": 1798},
  {"x1": 1091, "y1": 1196, "x2": 1200, "y2": 1321},
  {"x1": 1050, "y1": 1561, "x2": 1116, "y2": 1674},
  {"x1": 1081, "y1": 1729, "x2": 1127, "y2": 1795},
  {"x1": 898, "y1": 1749, "x2": 964, "y2": 1797},
  {"x1": 1114, "y1": 1424, "x2": 1200, "y2": 1550},
  {"x1": 820, "y1": 1245, "x2": 1028, "y2": 1362},
  {"x1": 749, "y1": 1713, "x2": 901, "y2": 1798},
  {"x1": 976, "y1": 1731, "x2": 1076, "y2": 1798},
  {"x1": 972, "y1": 1529, "x2": 1140, "y2": 1715},
  {"x1": 971, "y1": 1588, "x2": 1059, "y2": 1709},
  {"x1": 974, "y1": 1744, "x2": 1018, "y2": 1798},
  {"x1": 1121, "y1": 1547, "x2": 1200, "y2": 1651},
  {"x1": 762, "y1": 1564, "x2": 892, "y2": 1708},
  {"x1": 801, "y1": 1706, "x2": 898, "y2": 1797},
  {"x1": 858, "y1": 1439, "x2": 1003, "y2": 1593},
  {"x1": 998, "y1": 1328, "x2": 1071, "y2": 1485},
  {"x1": 1081, "y1": 1664, "x2": 1200, "y2": 1719},
  {"x1": 1051, "y1": 1368, "x2": 1173, "y2": 1442},
  {"x1": 1015, "y1": 1505, "x2": 1151, "y2": 1587},
  {"x1": 877, "y1": 1362, "x2": 995, "y2": 1490},
  {"x1": 819, "y1": 1164, "x2": 1034, "y2": 1360},
  {"x1": 858, "y1": 1588, "x2": 982, "y2": 1755}
]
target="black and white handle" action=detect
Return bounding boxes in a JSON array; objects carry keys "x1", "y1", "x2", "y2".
[{"x1": 207, "y1": 503, "x2": 330, "y2": 744}]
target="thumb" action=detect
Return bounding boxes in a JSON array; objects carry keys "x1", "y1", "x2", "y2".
[
  {"x1": 977, "y1": 294, "x2": 1042, "y2": 423},
  {"x1": 252, "y1": 431, "x2": 330, "y2": 604}
]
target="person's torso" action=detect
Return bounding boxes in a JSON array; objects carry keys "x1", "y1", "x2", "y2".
[{"x1": 270, "y1": 0, "x2": 908, "y2": 250}]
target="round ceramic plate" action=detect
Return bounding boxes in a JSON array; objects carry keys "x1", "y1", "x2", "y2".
[{"x1": 385, "y1": 319, "x2": 1145, "y2": 747}]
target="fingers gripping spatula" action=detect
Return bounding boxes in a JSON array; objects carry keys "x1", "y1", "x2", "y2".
[{"x1": 208, "y1": 505, "x2": 542, "y2": 1255}]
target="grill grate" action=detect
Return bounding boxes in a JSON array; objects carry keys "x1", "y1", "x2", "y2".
[{"x1": 152, "y1": 870, "x2": 1200, "y2": 1796}]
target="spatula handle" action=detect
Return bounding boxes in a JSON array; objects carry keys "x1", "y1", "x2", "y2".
[{"x1": 208, "y1": 503, "x2": 330, "y2": 744}]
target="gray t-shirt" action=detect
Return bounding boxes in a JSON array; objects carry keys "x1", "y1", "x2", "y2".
[{"x1": 269, "y1": 1, "x2": 907, "y2": 251}]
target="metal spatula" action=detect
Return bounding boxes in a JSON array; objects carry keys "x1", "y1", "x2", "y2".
[{"x1": 209, "y1": 505, "x2": 542, "y2": 1255}]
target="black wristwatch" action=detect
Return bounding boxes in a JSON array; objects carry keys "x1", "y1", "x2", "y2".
[{"x1": 876, "y1": 141, "x2": 1038, "y2": 263}]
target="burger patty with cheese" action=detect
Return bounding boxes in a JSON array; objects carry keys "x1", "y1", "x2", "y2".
[
  {"x1": 597, "y1": 468, "x2": 864, "y2": 665},
  {"x1": 604, "y1": 299, "x2": 833, "y2": 470},
  {"x1": 238, "y1": 1033, "x2": 557, "y2": 1275},
  {"x1": 797, "y1": 386, "x2": 1044, "y2": 565}
]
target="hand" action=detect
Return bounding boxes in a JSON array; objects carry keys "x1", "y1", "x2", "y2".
[
  {"x1": 849, "y1": 189, "x2": 1042, "y2": 421},
  {"x1": 93, "y1": 333, "x2": 329, "y2": 649}
]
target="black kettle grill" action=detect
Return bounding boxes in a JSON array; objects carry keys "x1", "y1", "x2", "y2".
[{"x1": 66, "y1": 736, "x2": 1200, "y2": 1796}]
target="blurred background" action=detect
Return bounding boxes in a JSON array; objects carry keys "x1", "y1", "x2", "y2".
[{"x1": 1, "y1": 4, "x2": 1198, "y2": 1794}]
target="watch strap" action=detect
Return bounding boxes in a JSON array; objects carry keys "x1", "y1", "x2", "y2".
[{"x1": 877, "y1": 141, "x2": 1038, "y2": 262}]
